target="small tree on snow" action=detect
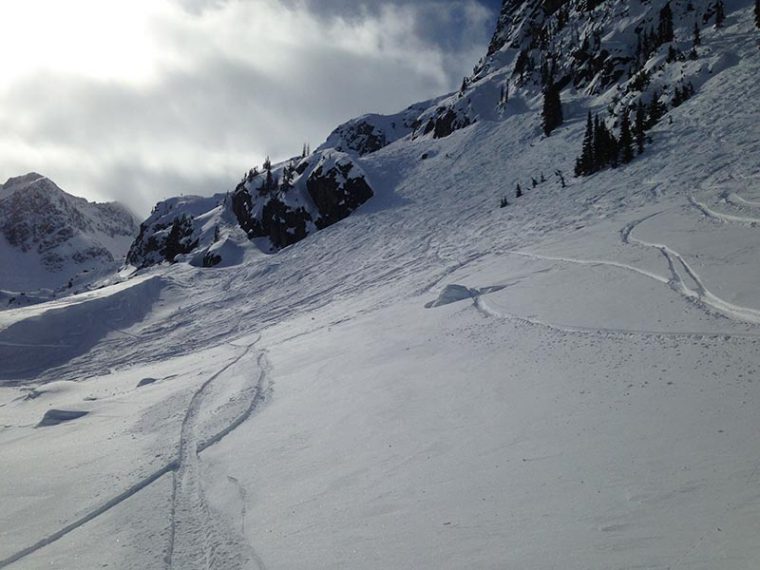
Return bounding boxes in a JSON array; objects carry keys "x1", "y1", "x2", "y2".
[
  {"x1": 715, "y1": 0, "x2": 725, "y2": 27},
  {"x1": 542, "y1": 75, "x2": 563, "y2": 136},
  {"x1": 619, "y1": 111, "x2": 634, "y2": 164},
  {"x1": 634, "y1": 101, "x2": 647, "y2": 154}
]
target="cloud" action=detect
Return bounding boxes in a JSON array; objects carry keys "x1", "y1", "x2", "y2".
[{"x1": 0, "y1": 0, "x2": 496, "y2": 217}]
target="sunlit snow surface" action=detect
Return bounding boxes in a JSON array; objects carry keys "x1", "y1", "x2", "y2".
[{"x1": 3, "y1": 13, "x2": 760, "y2": 570}]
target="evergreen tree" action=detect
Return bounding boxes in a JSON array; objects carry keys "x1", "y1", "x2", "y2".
[
  {"x1": 647, "y1": 90, "x2": 665, "y2": 127},
  {"x1": 715, "y1": 0, "x2": 725, "y2": 27},
  {"x1": 672, "y1": 86, "x2": 683, "y2": 107},
  {"x1": 659, "y1": 2, "x2": 674, "y2": 43},
  {"x1": 579, "y1": 111, "x2": 595, "y2": 175},
  {"x1": 516, "y1": 183, "x2": 523, "y2": 198},
  {"x1": 280, "y1": 163, "x2": 294, "y2": 192},
  {"x1": 634, "y1": 101, "x2": 646, "y2": 154},
  {"x1": 755, "y1": 0, "x2": 760, "y2": 29},
  {"x1": 666, "y1": 45, "x2": 678, "y2": 62},
  {"x1": 542, "y1": 75, "x2": 563, "y2": 136},
  {"x1": 693, "y1": 22, "x2": 701, "y2": 46},
  {"x1": 261, "y1": 156, "x2": 275, "y2": 194},
  {"x1": 593, "y1": 114, "x2": 604, "y2": 170},
  {"x1": 607, "y1": 128, "x2": 620, "y2": 168},
  {"x1": 642, "y1": 30, "x2": 651, "y2": 58},
  {"x1": 619, "y1": 111, "x2": 634, "y2": 164}
]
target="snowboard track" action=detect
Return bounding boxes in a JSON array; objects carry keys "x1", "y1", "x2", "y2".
[{"x1": 0, "y1": 340, "x2": 271, "y2": 570}]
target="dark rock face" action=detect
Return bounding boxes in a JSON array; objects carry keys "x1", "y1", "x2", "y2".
[
  {"x1": 319, "y1": 100, "x2": 437, "y2": 157},
  {"x1": 259, "y1": 198, "x2": 311, "y2": 249},
  {"x1": 229, "y1": 151, "x2": 374, "y2": 251},
  {"x1": 126, "y1": 221, "x2": 168, "y2": 267},
  {"x1": 330, "y1": 120, "x2": 387, "y2": 156},
  {"x1": 306, "y1": 160, "x2": 374, "y2": 229},
  {"x1": 416, "y1": 105, "x2": 474, "y2": 140},
  {"x1": 231, "y1": 184, "x2": 255, "y2": 237},
  {"x1": 162, "y1": 216, "x2": 199, "y2": 262},
  {"x1": 126, "y1": 214, "x2": 199, "y2": 267},
  {"x1": 231, "y1": 182, "x2": 312, "y2": 249}
]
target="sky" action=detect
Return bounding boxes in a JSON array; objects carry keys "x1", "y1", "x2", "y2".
[{"x1": 0, "y1": 0, "x2": 501, "y2": 217}]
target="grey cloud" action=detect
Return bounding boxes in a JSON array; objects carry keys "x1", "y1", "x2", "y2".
[{"x1": 286, "y1": 0, "x2": 498, "y2": 51}]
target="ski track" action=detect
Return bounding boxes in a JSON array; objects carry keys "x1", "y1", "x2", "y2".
[
  {"x1": 493, "y1": 205, "x2": 760, "y2": 335},
  {"x1": 473, "y1": 294, "x2": 759, "y2": 341},
  {"x1": 690, "y1": 196, "x2": 760, "y2": 225},
  {"x1": 623, "y1": 211, "x2": 760, "y2": 325},
  {"x1": 0, "y1": 341, "x2": 270, "y2": 570},
  {"x1": 725, "y1": 192, "x2": 760, "y2": 209},
  {"x1": 227, "y1": 476, "x2": 248, "y2": 535}
]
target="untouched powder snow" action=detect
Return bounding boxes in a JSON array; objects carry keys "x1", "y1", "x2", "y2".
[{"x1": 2, "y1": 4, "x2": 760, "y2": 570}]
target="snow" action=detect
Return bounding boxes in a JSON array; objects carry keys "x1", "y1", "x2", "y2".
[{"x1": 2, "y1": 3, "x2": 760, "y2": 569}]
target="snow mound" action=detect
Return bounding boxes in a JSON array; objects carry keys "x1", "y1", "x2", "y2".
[
  {"x1": 425, "y1": 284, "x2": 476, "y2": 308},
  {"x1": 36, "y1": 409, "x2": 89, "y2": 427},
  {"x1": 22, "y1": 380, "x2": 80, "y2": 400}
]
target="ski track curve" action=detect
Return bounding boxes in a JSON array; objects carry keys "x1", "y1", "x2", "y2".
[
  {"x1": 497, "y1": 206, "x2": 760, "y2": 333},
  {"x1": 473, "y1": 294, "x2": 760, "y2": 340},
  {"x1": 623, "y1": 211, "x2": 760, "y2": 325},
  {"x1": 168, "y1": 345, "x2": 270, "y2": 570},
  {"x1": 725, "y1": 192, "x2": 760, "y2": 209},
  {"x1": 690, "y1": 196, "x2": 760, "y2": 225},
  {"x1": 0, "y1": 341, "x2": 270, "y2": 570}
]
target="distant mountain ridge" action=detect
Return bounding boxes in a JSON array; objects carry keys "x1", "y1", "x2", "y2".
[{"x1": 0, "y1": 173, "x2": 138, "y2": 295}]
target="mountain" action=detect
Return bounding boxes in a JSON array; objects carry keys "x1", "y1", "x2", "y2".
[
  {"x1": 3, "y1": 2, "x2": 760, "y2": 569},
  {"x1": 127, "y1": 0, "x2": 744, "y2": 269},
  {"x1": 0, "y1": 173, "x2": 138, "y2": 297},
  {"x1": 127, "y1": 150, "x2": 374, "y2": 267}
]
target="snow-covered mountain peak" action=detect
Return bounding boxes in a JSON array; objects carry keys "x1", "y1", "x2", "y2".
[
  {"x1": 2, "y1": 172, "x2": 50, "y2": 193},
  {"x1": 0, "y1": 173, "x2": 139, "y2": 296}
]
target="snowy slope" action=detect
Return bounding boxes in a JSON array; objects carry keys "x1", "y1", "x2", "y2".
[
  {"x1": 2, "y1": 2, "x2": 760, "y2": 569},
  {"x1": 0, "y1": 173, "x2": 138, "y2": 297}
]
